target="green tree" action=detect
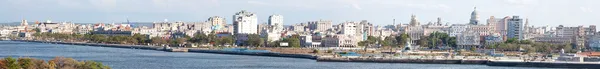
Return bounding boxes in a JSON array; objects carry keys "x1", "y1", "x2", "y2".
[
  {"x1": 151, "y1": 37, "x2": 168, "y2": 46},
  {"x1": 2, "y1": 57, "x2": 20, "y2": 69},
  {"x1": 18, "y1": 58, "x2": 34, "y2": 69},
  {"x1": 395, "y1": 34, "x2": 410, "y2": 48},
  {"x1": 418, "y1": 36, "x2": 429, "y2": 48}
]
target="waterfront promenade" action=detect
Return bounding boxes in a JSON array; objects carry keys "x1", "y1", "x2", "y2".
[{"x1": 10, "y1": 39, "x2": 600, "y2": 68}]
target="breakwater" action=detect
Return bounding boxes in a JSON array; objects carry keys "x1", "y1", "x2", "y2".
[
  {"x1": 487, "y1": 61, "x2": 600, "y2": 68},
  {"x1": 316, "y1": 57, "x2": 488, "y2": 64},
  {"x1": 188, "y1": 49, "x2": 317, "y2": 59}
]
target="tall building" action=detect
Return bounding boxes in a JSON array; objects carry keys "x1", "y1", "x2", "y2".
[
  {"x1": 507, "y1": 16, "x2": 525, "y2": 40},
  {"x1": 487, "y1": 16, "x2": 510, "y2": 38},
  {"x1": 340, "y1": 21, "x2": 357, "y2": 35},
  {"x1": 208, "y1": 16, "x2": 225, "y2": 30},
  {"x1": 469, "y1": 7, "x2": 480, "y2": 25},
  {"x1": 268, "y1": 14, "x2": 284, "y2": 30},
  {"x1": 308, "y1": 20, "x2": 332, "y2": 32},
  {"x1": 233, "y1": 10, "x2": 258, "y2": 34}
]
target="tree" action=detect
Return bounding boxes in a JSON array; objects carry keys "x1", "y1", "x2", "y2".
[
  {"x1": 418, "y1": 37, "x2": 429, "y2": 48},
  {"x1": 285, "y1": 37, "x2": 301, "y2": 48},
  {"x1": 18, "y1": 58, "x2": 34, "y2": 69},
  {"x1": 381, "y1": 36, "x2": 397, "y2": 47},
  {"x1": 395, "y1": 34, "x2": 410, "y2": 48},
  {"x1": 506, "y1": 38, "x2": 518, "y2": 43},
  {"x1": 358, "y1": 41, "x2": 369, "y2": 46},
  {"x1": 2, "y1": 57, "x2": 20, "y2": 69},
  {"x1": 151, "y1": 37, "x2": 167, "y2": 46},
  {"x1": 245, "y1": 34, "x2": 263, "y2": 47}
]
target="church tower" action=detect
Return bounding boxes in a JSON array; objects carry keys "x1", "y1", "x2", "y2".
[{"x1": 409, "y1": 14, "x2": 420, "y2": 26}]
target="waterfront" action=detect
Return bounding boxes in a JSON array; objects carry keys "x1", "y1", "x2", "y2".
[{"x1": 0, "y1": 41, "x2": 555, "y2": 69}]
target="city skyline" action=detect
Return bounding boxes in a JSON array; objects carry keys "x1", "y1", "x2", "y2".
[{"x1": 1, "y1": 0, "x2": 599, "y2": 27}]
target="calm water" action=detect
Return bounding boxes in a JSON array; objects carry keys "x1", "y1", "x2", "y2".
[{"x1": 0, "y1": 41, "x2": 555, "y2": 69}]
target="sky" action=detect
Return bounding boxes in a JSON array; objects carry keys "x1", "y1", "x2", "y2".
[{"x1": 0, "y1": 0, "x2": 598, "y2": 27}]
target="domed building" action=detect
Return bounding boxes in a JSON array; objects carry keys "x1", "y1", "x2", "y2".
[{"x1": 469, "y1": 7, "x2": 479, "y2": 25}]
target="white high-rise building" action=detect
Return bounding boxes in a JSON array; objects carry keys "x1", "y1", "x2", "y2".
[
  {"x1": 340, "y1": 22, "x2": 357, "y2": 35},
  {"x1": 268, "y1": 14, "x2": 284, "y2": 31},
  {"x1": 233, "y1": 10, "x2": 258, "y2": 34}
]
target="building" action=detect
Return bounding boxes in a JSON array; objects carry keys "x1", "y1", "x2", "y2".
[
  {"x1": 322, "y1": 34, "x2": 358, "y2": 47},
  {"x1": 449, "y1": 24, "x2": 468, "y2": 37},
  {"x1": 91, "y1": 30, "x2": 132, "y2": 36},
  {"x1": 233, "y1": 10, "x2": 258, "y2": 34},
  {"x1": 555, "y1": 25, "x2": 586, "y2": 49},
  {"x1": 340, "y1": 22, "x2": 358, "y2": 35},
  {"x1": 532, "y1": 35, "x2": 572, "y2": 45},
  {"x1": 268, "y1": 14, "x2": 284, "y2": 31},
  {"x1": 457, "y1": 31, "x2": 480, "y2": 50},
  {"x1": 233, "y1": 10, "x2": 259, "y2": 45},
  {"x1": 291, "y1": 24, "x2": 307, "y2": 32},
  {"x1": 308, "y1": 20, "x2": 332, "y2": 32},
  {"x1": 208, "y1": 16, "x2": 226, "y2": 31},
  {"x1": 484, "y1": 33, "x2": 504, "y2": 46},
  {"x1": 404, "y1": 15, "x2": 424, "y2": 43},
  {"x1": 300, "y1": 35, "x2": 321, "y2": 48},
  {"x1": 469, "y1": 7, "x2": 480, "y2": 25},
  {"x1": 588, "y1": 34, "x2": 600, "y2": 51},
  {"x1": 507, "y1": 16, "x2": 525, "y2": 40}
]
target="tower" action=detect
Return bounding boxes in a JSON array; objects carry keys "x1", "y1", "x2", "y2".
[
  {"x1": 469, "y1": 7, "x2": 480, "y2": 25},
  {"x1": 409, "y1": 14, "x2": 420, "y2": 26}
]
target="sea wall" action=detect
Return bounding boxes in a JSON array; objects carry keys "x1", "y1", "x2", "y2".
[
  {"x1": 486, "y1": 61, "x2": 600, "y2": 68},
  {"x1": 316, "y1": 57, "x2": 487, "y2": 64},
  {"x1": 15, "y1": 40, "x2": 162, "y2": 50},
  {"x1": 188, "y1": 49, "x2": 317, "y2": 59}
]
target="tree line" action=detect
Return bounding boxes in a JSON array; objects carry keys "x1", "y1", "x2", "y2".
[{"x1": 0, "y1": 57, "x2": 110, "y2": 69}]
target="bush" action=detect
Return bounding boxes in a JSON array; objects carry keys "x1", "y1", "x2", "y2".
[{"x1": 0, "y1": 57, "x2": 110, "y2": 69}]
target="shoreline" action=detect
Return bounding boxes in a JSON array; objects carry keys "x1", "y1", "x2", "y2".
[{"x1": 9, "y1": 40, "x2": 600, "y2": 68}]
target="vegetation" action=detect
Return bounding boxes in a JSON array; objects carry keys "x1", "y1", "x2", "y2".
[
  {"x1": 417, "y1": 32, "x2": 457, "y2": 49},
  {"x1": 281, "y1": 34, "x2": 301, "y2": 48},
  {"x1": 395, "y1": 34, "x2": 410, "y2": 48},
  {"x1": 0, "y1": 57, "x2": 110, "y2": 69},
  {"x1": 489, "y1": 38, "x2": 577, "y2": 54}
]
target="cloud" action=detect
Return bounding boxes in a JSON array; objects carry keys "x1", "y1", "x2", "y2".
[
  {"x1": 580, "y1": 7, "x2": 593, "y2": 12},
  {"x1": 504, "y1": 0, "x2": 538, "y2": 5},
  {"x1": 247, "y1": 1, "x2": 269, "y2": 6},
  {"x1": 403, "y1": 3, "x2": 452, "y2": 12},
  {"x1": 352, "y1": 4, "x2": 362, "y2": 10}
]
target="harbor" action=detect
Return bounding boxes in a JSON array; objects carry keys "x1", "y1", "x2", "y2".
[{"x1": 11, "y1": 39, "x2": 600, "y2": 69}]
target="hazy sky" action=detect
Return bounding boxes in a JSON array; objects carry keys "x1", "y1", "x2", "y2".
[{"x1": 0, "y1": 0, "x2": 598, "y2": 26}]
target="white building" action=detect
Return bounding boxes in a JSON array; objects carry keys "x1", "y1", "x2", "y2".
[
  {"x1": 233, "y1": 10, "x2": 258, "y2": 34},
  {"x1": 268, "y1": 15, "x2": 284, "y2": 31},
  {"x1": 449, "y1": 24, "x2": 468, "y2": 37},
  {"x1": 340, "y1": 21, "x2": 358, "y2": 35},
  {"x1": 323, "y1": 34, "x2": 358, "y2": 47}
]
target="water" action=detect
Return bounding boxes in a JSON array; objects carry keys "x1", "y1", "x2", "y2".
[{"x1": 0, "y1": 41, "x2": 556, "y2": 69}]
